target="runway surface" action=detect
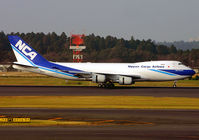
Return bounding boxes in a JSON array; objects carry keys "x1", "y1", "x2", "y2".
[
  {"x1": 1, "y1": 109, "x2": 199, "y2": 140},
  {"x1": 0, "y1": 86, "x2": 199, "y2": 140},
  {"x1": 0, "y1": 86, "x2": 199, "y2": 97}
]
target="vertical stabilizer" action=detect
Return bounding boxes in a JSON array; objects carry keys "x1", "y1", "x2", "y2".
[{"x1": 8, "y1": 35, "x2": 48, "y2": 66}]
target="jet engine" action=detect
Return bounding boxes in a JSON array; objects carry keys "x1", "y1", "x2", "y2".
[
  {"x1": 119, "y1": 76, "x2": 133, "y2": 85},
  {"x1": 92, "y1": 74, "x2": 106, "y2": 83}
]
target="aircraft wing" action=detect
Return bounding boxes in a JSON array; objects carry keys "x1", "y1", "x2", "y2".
[
  {"x1": 66, "y1": 71, "x2": 141, "y2": 79},
  {"x1": 99, "y1": 73, "x2": 141, "y2": 79},
  {"x1": 62, "y1": 70, "x2": 92, "y2": 78}
]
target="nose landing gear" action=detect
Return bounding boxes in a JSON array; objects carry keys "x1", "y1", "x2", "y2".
[{"x1": 173, "y1": 80, "x2": 177, "y2": 88}]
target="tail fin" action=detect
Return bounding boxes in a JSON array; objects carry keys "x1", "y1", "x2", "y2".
[{"x1": 8, "y1": 35, "x2": 48, "y2": 66}]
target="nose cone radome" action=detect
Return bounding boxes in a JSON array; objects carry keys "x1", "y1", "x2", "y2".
[
  {"x1": 192, "y1": 70, "x2": 196, "y2": 75},
  {"x1": 189, "y1": 69, "x2": 196, "y2": 76}
]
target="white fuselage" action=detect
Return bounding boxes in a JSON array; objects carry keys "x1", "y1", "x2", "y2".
[{"x1": 13, "y1": 60, "x2": 194, "y2": 82}]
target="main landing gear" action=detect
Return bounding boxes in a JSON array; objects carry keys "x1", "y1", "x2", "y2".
[
  {"x1": 173, "y1": 80, "x2": 177, "y2": 88},
  {"x1": 97, "y1": 81, "x2": 115, "y2": 88}
]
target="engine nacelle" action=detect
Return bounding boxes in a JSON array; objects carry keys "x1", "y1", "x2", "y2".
[
  {"x1": 119, "y1": 76, "x2": 133, "y2": 85},
  {"x1": 92, "y1": 74, "x2": 106, "y2": 83}
]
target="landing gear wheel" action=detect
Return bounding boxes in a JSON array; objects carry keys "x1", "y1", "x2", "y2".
[
  {"x1": 97, "y1": 82, "x2": 115, "y2": 88},
  {"x1": 109, "y1": 83, "x2": 115, "y2": 88},
  {"x1": 97, "y1": 83, "x2": 103, "y2": 88},
  {"x1": 106, "y1": 81, "x2": 115, "y2": 89},
  {"x1": 102, "y1": 83, "x2": 106, "y2": 88}
]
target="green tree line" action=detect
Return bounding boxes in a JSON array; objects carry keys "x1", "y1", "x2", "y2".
[
  {"x1": 0, "y1": 31, "x2": 199, "y2": 67},
  {"x1": 158, "y1": 40, "x2": 199, "y2": 50}
]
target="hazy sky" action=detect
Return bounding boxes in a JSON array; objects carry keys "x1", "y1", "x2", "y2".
[{"x1": 0, "y1": 0, "x2": 199, "y2": 41}]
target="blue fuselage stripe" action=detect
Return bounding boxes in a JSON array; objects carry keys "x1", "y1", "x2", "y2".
[
  {"x1": 149, "y1": 69, "x2": 177, "y2": 76},
  {"x1": 149, "y1": 69, "x2": 195, "y2": 76},
  {"x1": 160, "y1": 69, "x2": 195, "y2": 76}
]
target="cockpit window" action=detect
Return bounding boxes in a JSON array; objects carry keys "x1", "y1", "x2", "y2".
[{"x1": 178, "y1": 63, "x2": 183, "y2": 65}]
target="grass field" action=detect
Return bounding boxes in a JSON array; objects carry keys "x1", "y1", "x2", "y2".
[
  {"x1": 0, "y1": 72, "x2": 199, "y2": 87},
  {"x1": 1, "y1": 96, "x2": 199, "y2": 110}
]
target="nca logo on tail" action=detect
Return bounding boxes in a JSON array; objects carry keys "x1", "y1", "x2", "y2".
[{"x1": 15, "y1": 40, "x2": 37, "y2": 60}]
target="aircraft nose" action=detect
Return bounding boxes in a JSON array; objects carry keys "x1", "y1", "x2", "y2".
[
  {"x1": 188, "y1": 69, "x2": 196, "y2": 76},
  {"x1": 183, "y1": 68, "x2": 196, "y2": 76},
  {"x1": 190, "y1": 69, "x2": 196, "y2": 76}
]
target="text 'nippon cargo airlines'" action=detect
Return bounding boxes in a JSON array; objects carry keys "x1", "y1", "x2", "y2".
[{"x1": 8, "y1": 35, "x2": 195, "y2": 88}]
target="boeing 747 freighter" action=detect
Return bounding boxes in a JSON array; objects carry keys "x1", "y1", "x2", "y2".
[{"x1": 8, "y1": 35, "x2": 195, "y2": 88}]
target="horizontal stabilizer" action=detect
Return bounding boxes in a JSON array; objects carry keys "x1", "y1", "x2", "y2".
[{"x1": 13, "y1": 62, "x2": 38, "y2": 69}]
